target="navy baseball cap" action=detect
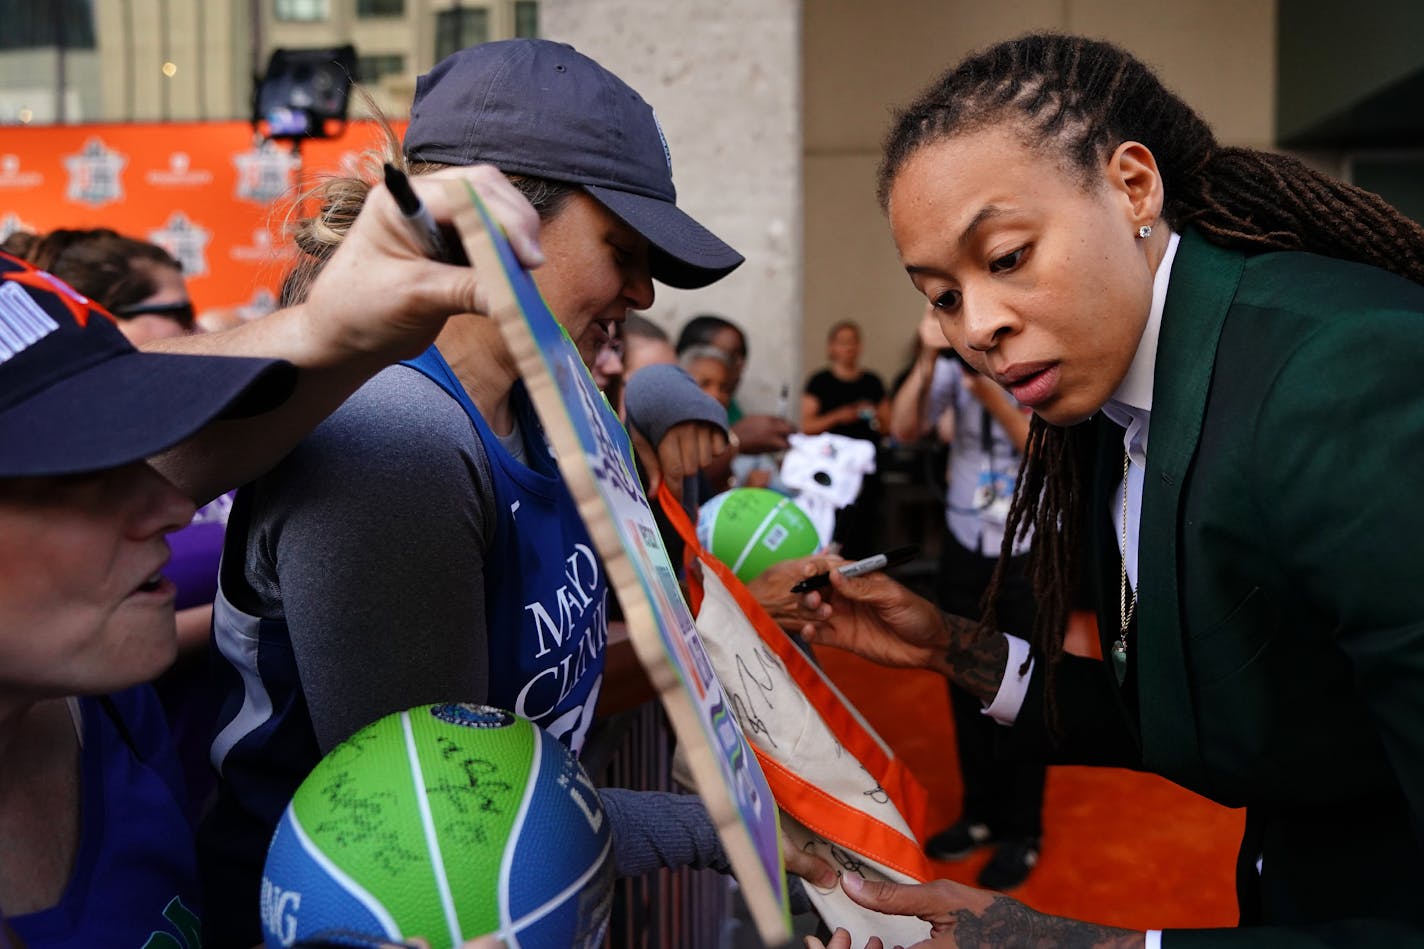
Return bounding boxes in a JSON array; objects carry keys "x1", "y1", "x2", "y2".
[
  {"x1": 403, "y1": 38, "x2": 743, "y2": 290},
  {"x1": 0, "y1": 252, "x2": 296, "y2": 478}
]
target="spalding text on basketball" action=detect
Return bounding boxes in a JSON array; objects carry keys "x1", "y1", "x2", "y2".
[
  {"x1": 259, "y1": 877, "x2": 301, "y2": 948},
  {"x1": 558, "y1": 761, "x2": 605, "y2": 835}
]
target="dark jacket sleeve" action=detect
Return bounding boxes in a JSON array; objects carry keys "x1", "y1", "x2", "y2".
[
  {"x1": 1000, "y1": 653, "x2": 1144, "y2": 768},
  {"x1": 1164, "y1": 919, "x2": 1424, "y2": 947}
]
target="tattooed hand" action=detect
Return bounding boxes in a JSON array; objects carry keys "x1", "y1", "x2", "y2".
[
  {"x1": 805, "y1": 873, "x2": 1143, "y2": 949},
  {"x1": 794, "y1": 557, "x2": 948, "y2": 669},
  {"x1": 796, "y1": 560, "x2": 1009, "y2": 704}
]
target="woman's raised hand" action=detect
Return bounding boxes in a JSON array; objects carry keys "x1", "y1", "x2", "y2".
[{"x1": 304, "y1": 165, "x2": 545, "y2": 365}]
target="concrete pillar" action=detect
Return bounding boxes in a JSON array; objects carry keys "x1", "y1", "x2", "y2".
[{"x1": 542, "y1": 0, "x2": 803, "y2": 414}]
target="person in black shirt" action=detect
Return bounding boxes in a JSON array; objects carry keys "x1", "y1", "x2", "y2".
[{"x1": 801, "y1": 320, "x2": 889, "y2": 555}]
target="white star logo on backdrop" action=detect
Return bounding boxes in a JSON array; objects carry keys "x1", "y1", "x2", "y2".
[
  {"x1": 63, "y1": 138, "x2": 127, "y2": 206},
  {"x1": 150, "y1": 212, "x2": 213, "y2": 278}
]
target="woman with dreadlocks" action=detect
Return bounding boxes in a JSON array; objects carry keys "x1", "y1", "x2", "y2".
[{"x1": 791, "y1": 31, "x2": 1424, "y2": 948}]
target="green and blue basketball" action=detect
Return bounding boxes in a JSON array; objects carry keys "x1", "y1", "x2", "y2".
[
  {"x1": 260, "y1": 703, "x2": 613, "y2": 949},
  {"x1": 696, "y1": 486, "x2": 821, "y2": 582}
]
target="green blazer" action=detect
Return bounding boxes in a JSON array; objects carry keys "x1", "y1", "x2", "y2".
[{"x1": 1012, "y1": 230, "x2": 1424, "y2": 946}]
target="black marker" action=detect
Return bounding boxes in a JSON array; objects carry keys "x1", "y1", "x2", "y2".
[
  {"x1": 790, "y1": 545, "x2": 919, "y2": 594},
  {"x1": 383, "y1": 162, "x2": 450, "y2": 262}
]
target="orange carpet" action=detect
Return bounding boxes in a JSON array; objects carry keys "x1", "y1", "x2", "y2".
[{"x1": 813, "y1": 647, "x2": 1245, "y2": 932}]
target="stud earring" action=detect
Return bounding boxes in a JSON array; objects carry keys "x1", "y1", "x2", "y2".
[{"x1": 1137, "y1": 224, "x2": 1153, "y2": 239}]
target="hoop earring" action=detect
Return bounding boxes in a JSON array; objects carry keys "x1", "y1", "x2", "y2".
[{"x1": 1137, "y1": 224, "x2": 1153, "y2": 239}]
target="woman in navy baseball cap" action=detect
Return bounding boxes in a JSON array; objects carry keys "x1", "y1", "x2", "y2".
[
  {"x1": 401, "y1": 38, "x2": 742, "y2": 291},
  {"x1": 0, "y1": 165, "x2": 543, "y2": 947},
  {"x1": 203, "y1": 39, "x2": 746, "y2": 947}
]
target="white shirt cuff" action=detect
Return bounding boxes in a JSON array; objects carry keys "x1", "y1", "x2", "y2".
[
  {"x1": 982, "y1": 633, "x2": 1033, "y2": 725},
  {"x1": 1146, "y1": 930, "x2": 1162, "y2": 949}
]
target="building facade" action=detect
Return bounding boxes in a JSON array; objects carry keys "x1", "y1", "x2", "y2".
[{"x1": 4, "y1": 1, "x2": 1423, "y2": 404}]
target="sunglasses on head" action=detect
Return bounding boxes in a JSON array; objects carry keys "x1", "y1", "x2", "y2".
[{"x1": 110, "y1": 299, "x2": 196, "y2": 329}]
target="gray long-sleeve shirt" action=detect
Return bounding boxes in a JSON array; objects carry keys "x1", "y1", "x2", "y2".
[{"x1": 212, "y1": 359, "x2": 731, "y2": 889}]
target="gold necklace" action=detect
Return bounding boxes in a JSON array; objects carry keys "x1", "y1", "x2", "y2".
[{"x1": 1110, "y1": 446, "x2": 1136, "y2": 685}]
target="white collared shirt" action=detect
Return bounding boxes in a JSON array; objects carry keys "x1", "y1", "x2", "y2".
[
  {"x1": 981, "y1": 232, "x2": 1182, "y2": 949},
  {"x1": 982, "y1": 230, "x2": 1182, "y2": 724},
  {"x1": 1100, "y1": 230, "x2": 1180, "y2": 589}
]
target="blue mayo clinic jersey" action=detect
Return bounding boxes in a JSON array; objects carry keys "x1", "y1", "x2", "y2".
[
  {"x1": 403, "y1": 346, "x2": 609, "y2": 747},
  {"x1": 200, "y1": 346, "x2": 608, "y2": 943}
]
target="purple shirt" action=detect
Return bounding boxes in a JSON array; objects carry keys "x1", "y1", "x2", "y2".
[
  {"x1": 163, "y1": 493, "x2": 232, "y2": 610},
  {"x1": 11, "y1": 689, "x2": 202, "y2": 948}
]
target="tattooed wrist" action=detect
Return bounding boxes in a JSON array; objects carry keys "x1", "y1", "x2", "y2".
[
  {"x1": 935, "y1": 611, "x2": 1010, "y2": 706},
  {"x1": 950, "y1": 894, "x2": 1141, "y2": 948}
]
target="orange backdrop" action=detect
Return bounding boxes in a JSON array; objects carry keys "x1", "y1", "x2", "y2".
[{"x1": 0, "y1": 120, "x2": 406, "y2": 315}]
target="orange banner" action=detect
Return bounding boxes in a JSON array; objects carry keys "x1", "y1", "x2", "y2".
[{"x1": 0, "y1": 120, "x2": 405, "y2": 316}]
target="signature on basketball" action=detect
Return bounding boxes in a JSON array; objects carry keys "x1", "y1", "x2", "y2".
[
  {"x1": 312, "y1": 768, "x2": 423, "y2": 874},
  {"x1": 422, "y1": 737, "x2": 517, "y2": 846}
]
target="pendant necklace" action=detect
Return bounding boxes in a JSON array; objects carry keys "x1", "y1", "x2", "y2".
[{"x1": 1111, "y1": 446, "x2": 1136, "y2": 685}]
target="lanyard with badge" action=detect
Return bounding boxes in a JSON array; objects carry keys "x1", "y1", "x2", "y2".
[{"x1": 970, "y1": 404, "x2": 1015, "y2": 526}]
